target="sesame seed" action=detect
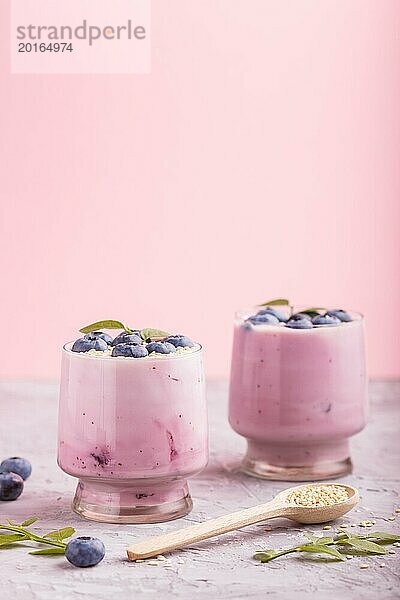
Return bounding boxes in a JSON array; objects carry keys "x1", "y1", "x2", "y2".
[
  {"x1": 387, "y1": 516, "x2": 396, "y2": 521},
  {"x1": 287, "y1": 485, "x2": 349, "y2": 508},
  {"x1": 340, "y1": 524, "x2": 348, "y2": 528},
  {"x1": 379, "y1": 563, "x2": 385, "y2": 568},
  {"x1": 360, "y1": 564, "x2": 369, "y2": 569},
  {"x1": 135, "y1": 559, "x2": 145, "y2": 563},
  {"x1": 395, "y1": 508, "x2": 400, "y2": 513},
  {"x1": 147, "y1": 560, "x2": 160, "y2": 566},
  {"x1": 323, "y1": 525, "x2": 332, "y2": 530},
  {"x1": 388, "y1": 550, "x2": 396, "y2": 554},
  {"x1": 157, "y1": 555, "x2": 167, "y2": 561}
]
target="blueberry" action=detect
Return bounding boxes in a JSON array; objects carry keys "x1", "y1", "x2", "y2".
[
  {"x1": 163, "y1": 335, "x2": 195, "y2": 348},
  {"x1": 293, "y1": 312, "x2": 316, "y2": 320},
  {"x1": 0, "y1": 470, "x2": 24, "y2": 501},
  {"x1": 285, "y1": 315, "x2": 313, "y2": 329},
  {"x1": 0, "y1": 457, "x2": 32, "y2": 480},
  {"x1": 111, "y1": 332, "x2": 142, "y2": 346},
  {"x1": 257, "y1": 307, "x2": 287, "y2": 322},
  {"x1": 326, "y1": 309, "x2": 353, "y2": 322},
  {"x1": 312, "y1": 314, "x2": 341, "y2": 326},
  {"x1": 71, "y1": 337, "x2": 108, "y2": 353},
  {"x1": 84, "y1": 331, "x2": 113, "y2": 345},
  {"x1": 146, "y1": 342, "x2": 176, "y2": 354},
  {"x1": 111, "y1": 343, "x2": 148, "y2": 358},
  {"x1": 246, "y1": 313, "x2": 280, "y2": 325},
  {"x1": 65, "y1": 536, "x2": 105, "y2": 568}
]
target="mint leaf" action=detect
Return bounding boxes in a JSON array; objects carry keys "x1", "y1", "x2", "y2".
[
  {"x1": 254, "y1": 550, "x2": 280, "y2": 562},
  {"x1": 258, "y1": 298, "x2": 290, "y2": 307},
  {"x1": 299, "y1": 307, "x2": 325, "y2": 315},
  {"x1": 368, "y1": 532, "x2": 400, "y2": 542},
  {"x1": 298, "y1": 544, "x2": 345, "y2": 561},
  {"x1": 80, "y1": 320, "x2": 131, "y2": 334},
  {"x1": 343, "y1": 538, "x2": 387, "y2": 554},
  {"x1": 44, "y1": 527, "x2": 75, "y2": 541},
  {"x1": 140, "y1": 328, "x2": 170, "y2": 342},
  {"x1": 0, "y1": 533, "x2": 27, "y2": 545},
  {"x1": 21, "y1": 517, "x2": 38, "y2": 527},
  {"x1": 29, "y1": 547, "x2": 66, "y2": 556}
]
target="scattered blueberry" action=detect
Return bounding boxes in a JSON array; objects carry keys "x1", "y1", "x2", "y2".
[
  {"x1": 72, "y1": 337, "x2": 109, "y2": 353},
  {"x1": 257, "y1": 307, "x2": 287, "y2": 322},
  {"x1": 0, "y1": 470, "x2": 24, "y2": 501},
  {"x1": 312, "y1": 314, "x2": 341, "y2": 326},
  {"x1": 285, "y1": 314, "x2": 314, "y2": 329},
  {"x1": 246, "y1": 313, "x2": 280, "y2": 325},
  {"x1": 326, "y1": 309, "x2": 353, "y2": 322},
  {"x1": 84, "y1": 331, "x2": 113, "y2": 345},
  {"x1": 111, "y1": 332, "x2": 142, "y2": 346},
  {"x1": 146, "y1": 342, "x2": 177, "y2": 354},
  {"x1": 163, "y1": 335, "x2": 195, "y2": 348},
  {"x1": 65, "y1": 536, "x2": 105, "y2": 568},
  {"x1": 0, "y1": 457, "x2": 32, "y2": 480},
  {"x1": 112, "y1": 343, "x2": 148, "y2": 358}
]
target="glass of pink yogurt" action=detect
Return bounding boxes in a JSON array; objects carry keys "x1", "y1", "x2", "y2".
[
  {"x1": 229, "y1": 305, "x2": 368, "y2": 481},
  {"x1": 58, "y1": 327, "x2": 208, "y2": 523}
]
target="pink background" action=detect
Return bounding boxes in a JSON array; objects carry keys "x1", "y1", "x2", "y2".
[{"x1": 0, "y1": 0, "x2": 399, "y2": 380}]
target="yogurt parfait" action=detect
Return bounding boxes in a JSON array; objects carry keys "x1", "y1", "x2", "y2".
[
  {"x1": 58, "y1": 320, "x2": 208, "y2": 523},
  {"x1": 229, "y1": 301, "x2": 367, "y2": 481}
]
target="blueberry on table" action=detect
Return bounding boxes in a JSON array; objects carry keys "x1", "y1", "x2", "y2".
[
  {"x1": 111, "y1": 332, "x2": 142, "y2": 346},
  {"x1": 71, "y1": 338, "x2": 109, "y2": 353},
  {"x1": 84, "y1": 331, "x2": 113, "y2": 345},
  {"x1": 326, "y1": 309, "x2": 353, "y2": 322},
  {"x1": 246, "y1": 313, "x2": 280, "y2": 325},
  {"x1": 164, "y1": 335, "x2": 195, "y2": 348},
  {"x1": 0, "y1": 457, "x2": 32, "y2": 480},
  {"x1": 146, "y1": 341, "x2": 177, "y2": 354},
  {"x1": 285, "y1": 315, "x2": 314, "y2": 329},
  {"x1": 112, "y1": 343, "x2": 149, "y2": 358},
  {"x1": 65, "y1": 537, "x2": 105, "y2": 568},
  {"x1": 0, "y1": 470, "x2": 24, "y2": 501},
  {"x1": 312, "y1": 314, "x2": 341, "y2": 326},
  {"x1": 257, "y1": 307, "x2": 287, "y2": 322}
]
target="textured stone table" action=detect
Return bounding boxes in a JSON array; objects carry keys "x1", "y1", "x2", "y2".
[{"x1": 0, "y1": 380, "x2": 399, "y2": 599}]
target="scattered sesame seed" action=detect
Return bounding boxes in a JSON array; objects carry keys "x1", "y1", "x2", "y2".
[
  {"x1": 147, "y1": 560, "x2": 160, "y2": 566},
  {"x1": 135, "y1": 559, "x2": 145, "y2": 563},
  {"x1": 323, "y1": 525, "x2": 332, "y2": 530},
  {"x1": 387, "y1": 516, "x2": 396, "y2": 521},
  {"x1": 157, "y1": 555, "x2": 167, "y2": 561},
  {"x1": 346, "y1": 555, "x2": 353, "y2": 560},
  {"x1": 379, "y1": 563, "x2": 385, "y2": 568},
  {"x1": 360, "y1": 564, "x2": 369, "y2": 569},
  {"x1": 340, "y1": 524, "x2": 348, "y2": 528},
  {"x1": 388, "y1": 550, "x2": 396, "y2": 554},
  {"x1": 395, "y1": 508, "x2": 400, "y2": 513}
]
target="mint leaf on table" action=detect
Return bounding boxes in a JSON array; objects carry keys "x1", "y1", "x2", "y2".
[
  {"x1": 44, "y1": 527, "x2": 75, "y2": 542},
  {"x1": 258, "y1": 298, "x2": 290, "y2": 307},
  {"x1": 29, "y1": 548, "x2": 66, "y2": 556},
  {"x1": 297, "y1": 544, "x2": 345, "y2": 561},
  {"x1": 0, "y1": 518, "x2": 75, "y2": 557},
  {"x1": 21, "y1": 517, "x2": 38, "y2": 527},
  {"x1": 140, "y1": 328, "x2": 170, "y2": 342},
  {"x1": 341, "y1": 539, "x2": 387, "y2": 554},
  {"x1": 254, "y1": 530, "x2": 399, "y2": 566},
  {"x1": 80, "y1": 320, "x2": 132, "y2": 334}
]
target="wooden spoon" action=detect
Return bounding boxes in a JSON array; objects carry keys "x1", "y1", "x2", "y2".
[{"x1": 127, "y1": 482, "x2": 359, "y2": 561}]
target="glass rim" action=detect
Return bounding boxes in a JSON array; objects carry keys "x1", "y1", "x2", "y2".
[{"x1": 62, "y1": 341, "x2": 203, "y2": 361}]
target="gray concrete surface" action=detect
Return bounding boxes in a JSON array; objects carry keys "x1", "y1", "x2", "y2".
[{"x1": 0, "y1": 379, "x2": 399, "y2": 599}]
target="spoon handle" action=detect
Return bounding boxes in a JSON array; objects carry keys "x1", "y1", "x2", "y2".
[{"x1": 127, "y1": 500, "x2": 285, "y2": 560}]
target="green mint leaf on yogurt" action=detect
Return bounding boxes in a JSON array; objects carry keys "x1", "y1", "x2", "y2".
[
  {"x1": 140, "y1": 328, "x2": 170, "y2": 342},
  {"x1": 258, "y1": 298, "x2": 290, "y2": 307},
  {"x1": 80, "y1": 320, "x2": 132, "y2": 334},
  {"x1": 300, "y1": 307, "x2": 326, "y2": 315}
]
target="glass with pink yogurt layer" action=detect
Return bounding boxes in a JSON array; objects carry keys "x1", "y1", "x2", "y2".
[
  {"x1": 229, "y1": 306, "x2": 368, "y2": 480},
  {"x1": 58, "y1": 335, "x2": 207, "y2": 523}
]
